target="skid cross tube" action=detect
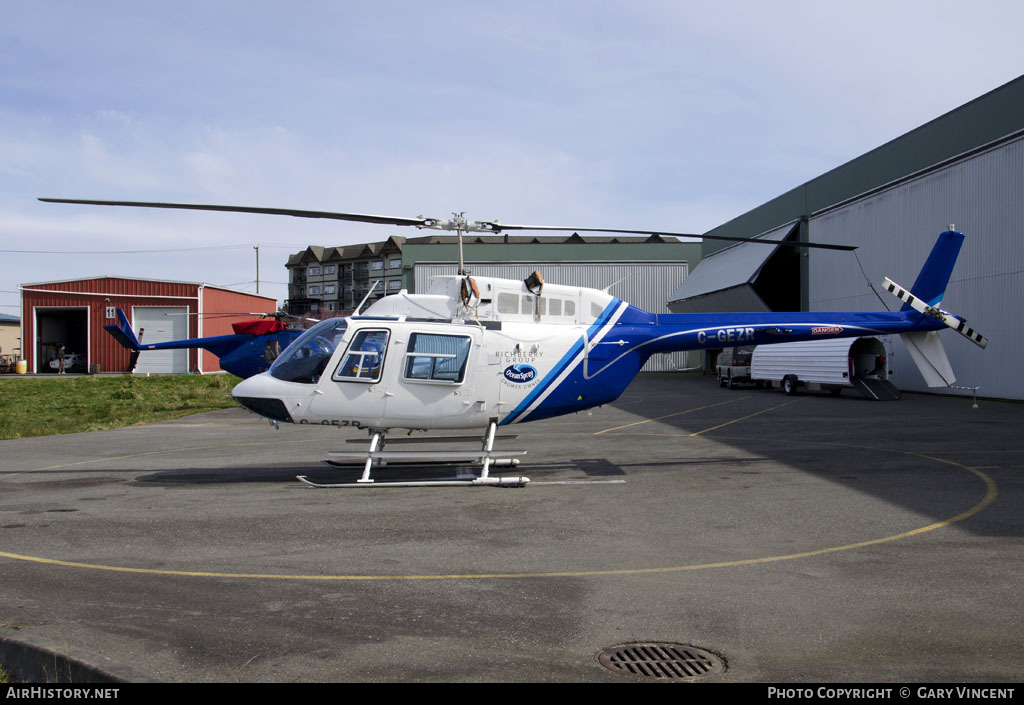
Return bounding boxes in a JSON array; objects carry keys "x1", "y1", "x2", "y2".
[{"x1": 306, "y1": 421, "x2": 529, "y2": 488}]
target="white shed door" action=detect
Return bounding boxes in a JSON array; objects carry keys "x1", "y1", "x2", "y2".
[{"x1": 133, "y1": 307, "x2": 188, "y2": 373}]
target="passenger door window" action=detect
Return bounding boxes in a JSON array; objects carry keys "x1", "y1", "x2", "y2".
[{"x1": 403, "y1": 333, "x2": 471, "y2": 384}]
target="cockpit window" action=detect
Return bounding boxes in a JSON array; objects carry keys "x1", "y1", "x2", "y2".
[
  {"x1": 333, "y1": 329, "x2": 390, "y2": 382},
  {"x1": 268, "y1": 318, "x2": 349, "y2": 384}
]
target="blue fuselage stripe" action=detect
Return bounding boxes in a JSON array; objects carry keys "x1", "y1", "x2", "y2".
[{"x1": 500, "y1": 300, "x2": 621, "y2": 425}]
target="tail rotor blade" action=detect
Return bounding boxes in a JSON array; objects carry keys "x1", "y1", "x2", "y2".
[{"x1": 883, "y1": 277, "x2": 988, "y2": 348}]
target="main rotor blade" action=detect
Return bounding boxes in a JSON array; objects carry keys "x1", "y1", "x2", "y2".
[
  {"x1": 38, "y1": 198, "x2": 431, "y2": 228},
  {"x1": 39, "y1": 198, "x2": 856, "y2": 250},
  {"x1": 477, "y1": 222, "x2": 857, "y2": 251}
]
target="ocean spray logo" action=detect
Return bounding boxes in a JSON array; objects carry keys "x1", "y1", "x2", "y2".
[{"x1": 503, "y1": 364, "x2": 538, "y2": 383}]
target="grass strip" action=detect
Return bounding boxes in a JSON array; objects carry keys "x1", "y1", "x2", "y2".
[{"x1": 0, "y1": 374, "x2": 242, "y2": 440}]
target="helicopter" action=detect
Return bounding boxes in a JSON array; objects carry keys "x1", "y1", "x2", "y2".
[
  {"x1": 41, "y1": 198, "x2": 987, "y2": 487},
  {"x1": 103, "y1": 307, "x2": 307, "y2": 379}
]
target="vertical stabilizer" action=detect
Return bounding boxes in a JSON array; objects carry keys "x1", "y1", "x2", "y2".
[{"x1": 901, "y1": 230, "x2": 964, "y2": 311}]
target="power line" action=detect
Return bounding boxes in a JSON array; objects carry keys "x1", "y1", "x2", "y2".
[{"x1": 0, "y1": 244, "x2": 253, "y2": 254}]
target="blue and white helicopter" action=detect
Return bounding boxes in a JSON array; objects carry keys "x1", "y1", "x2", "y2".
[{"x1": 41, "y1": 199, "x2": 987, "y2": 487}]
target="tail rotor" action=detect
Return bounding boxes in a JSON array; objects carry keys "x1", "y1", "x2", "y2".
[{"x1": 883, "y1": 277, "x2": 988, "y2": 349}]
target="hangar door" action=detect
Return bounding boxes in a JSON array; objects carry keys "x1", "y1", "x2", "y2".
[
  {"x1": 35, "y1": 308, "x2": 88, "y2": 373},
  {"x1": 133, "y1": 306, "x2": 188, "y2": 373}
]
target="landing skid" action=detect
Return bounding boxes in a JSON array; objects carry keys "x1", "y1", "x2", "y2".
[
  {"x1": 296, "y1": 475, "x2": 529, "y2": 488},
  {"x1": 301, "y1": 420, "x2": 530, "y2": 488},
  {"x1": 321, "y1": 457, "x2": 521, "y2": 468}
]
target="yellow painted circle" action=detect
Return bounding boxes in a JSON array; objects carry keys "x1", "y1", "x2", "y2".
[{"x1": 0, "y1": 441, "x2": 999, "y2": 581}]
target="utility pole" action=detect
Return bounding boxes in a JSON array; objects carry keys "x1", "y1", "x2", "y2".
[{"x1": 254, "y1": 245, "x2": 260, "y2": 294}]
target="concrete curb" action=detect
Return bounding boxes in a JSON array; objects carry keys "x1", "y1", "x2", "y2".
[{"x1": 0, "y1": 633, "x2": 154, "y2": 684}]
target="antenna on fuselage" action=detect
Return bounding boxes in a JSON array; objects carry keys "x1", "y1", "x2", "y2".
[
  {"x1": 601, "y1": 275, "x2": 631, "y2": 294},
  {"x1": 354, "y1": 280, "x2": 382, "y2": 315}
]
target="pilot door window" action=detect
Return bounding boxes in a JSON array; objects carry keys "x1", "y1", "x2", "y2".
[
  {"x1": 403, "y1": 333, "x2": 471, "y2": 384},
  {"x1": 334, "y1": 330, "x2": 390, "y2": 383}
]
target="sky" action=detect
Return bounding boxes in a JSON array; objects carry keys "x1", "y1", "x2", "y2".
[{"x1": 2, "y1": 1, "x2": 1023, "y2": 315}]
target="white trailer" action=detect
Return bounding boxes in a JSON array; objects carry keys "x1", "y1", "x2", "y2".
[{"x1": 750, "y1": 336, "x2": 900, "y2": 400}]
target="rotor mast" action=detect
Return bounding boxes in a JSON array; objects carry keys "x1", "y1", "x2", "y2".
[{"x1": 414, "y1": 212, "x2": 496, "y2": 276}]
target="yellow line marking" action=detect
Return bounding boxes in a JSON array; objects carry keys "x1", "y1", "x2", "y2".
[
  {"x1": 594, "y1": 397, "x2": 747, "y2": 435},
  {"x1": 691, "y1": 435, "x2": 1024, "y2": 459},
  {"x1": 0, "y1": 456, "x2": 998, "y2": 582},
  {"x1": 688, "y1": 398, "x2": 804, "y2": 436},
  {"x1": 595, "y1": 433, "x2": 714, "y2": 437}
]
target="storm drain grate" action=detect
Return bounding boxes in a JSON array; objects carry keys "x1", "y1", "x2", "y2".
[{"x1": 598, "y1": 642, "x2": 725, "y2": 681}]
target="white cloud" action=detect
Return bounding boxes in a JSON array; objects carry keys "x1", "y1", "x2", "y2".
[{"x1": 2, "y1": 0, "x2": 1023, "y2": 314}]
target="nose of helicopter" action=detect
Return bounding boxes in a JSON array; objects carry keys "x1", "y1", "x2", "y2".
[{"x1": 232, "y1": 373, "x2": 295, "y2": 423}]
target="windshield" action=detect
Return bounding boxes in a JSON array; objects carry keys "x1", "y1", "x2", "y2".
[{"x1": 269, "y1": 318, "x2": 349, "y2": 384}]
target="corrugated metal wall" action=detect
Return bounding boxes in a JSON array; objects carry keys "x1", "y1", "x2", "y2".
[
  {"x1": 807, "y1": 134, "x2": 1024, "y2": 399},
  {"x1": 414, "y1": 261, "x2": 693, "y2": 372},
  {"x1": 200, "y1": 287, "x2": 278, "y2": 373}
]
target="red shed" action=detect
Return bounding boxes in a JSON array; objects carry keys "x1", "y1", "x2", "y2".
[{"x1": 20, "y1": 276, "x2": 277, "y2": 374}]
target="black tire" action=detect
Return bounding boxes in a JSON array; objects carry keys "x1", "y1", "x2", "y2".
[
  {"x1": 830, "y1": 387, "x2": 843, "y2": 396},
  {"x1": 727, "y1": 375, "x2": 736, "y2": 390},
  {"x1": 783, "y1": 375, "x2": 798, "y2": 396}
]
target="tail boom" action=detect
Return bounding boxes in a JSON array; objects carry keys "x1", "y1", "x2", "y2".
[{"x1": 639, "y1": 309, "x2": 946, "y2": 356}]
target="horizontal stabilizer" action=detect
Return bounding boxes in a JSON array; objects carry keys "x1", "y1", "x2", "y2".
[
  {"x1": 901, "y1": 331, "x2": 955, "y2": 387},
  {"x1": 884, "y1": 277, "x2": 988, "y2": 348},
  {"x1": 102, "y1": 309, "x2": 141, "y2": 350}
]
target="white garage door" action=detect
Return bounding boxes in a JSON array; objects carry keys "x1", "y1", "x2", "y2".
[{"x1": 133, "y1": 306, "x2": 188, "y2": 373}]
